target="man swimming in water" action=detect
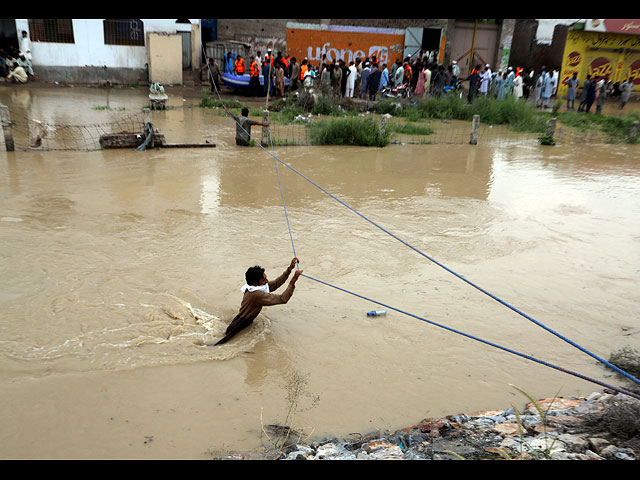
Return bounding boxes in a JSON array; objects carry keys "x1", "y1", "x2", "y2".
[{"x1": 211, "y1": 257, "x2": 302, "y2": 345}]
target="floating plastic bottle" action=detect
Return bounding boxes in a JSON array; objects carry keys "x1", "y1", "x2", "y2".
[{"x1": 367, "y1": 310, "x2": 387, "y2": 317}]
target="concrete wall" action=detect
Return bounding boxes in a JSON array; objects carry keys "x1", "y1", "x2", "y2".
[
  {"x1": 147, "y1": 32, "x2": 182, "y2": 85},
  {"x1": 511, "y1": 20, "x2": 573, "y2": 71},
  {"x1": 216, "y1": 19, "x2": 450, "y2": 59},
  {"x1": 15, "y1": 19, "x2": 197, "y2": 84}
]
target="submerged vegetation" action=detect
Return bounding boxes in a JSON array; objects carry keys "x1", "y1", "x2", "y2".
[
  {"x1": 199, "y1": 87, "x2": 639, "y2": 145},
  {"x1": 309, "y1": 116, "x2": 390, "y2": 147}
]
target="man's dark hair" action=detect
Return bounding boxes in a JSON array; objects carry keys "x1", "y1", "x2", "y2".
[
  {"x1": 245, "y1": 266, "x2": 265, "y2": 285},
  {"x1": 241, "y1": 107, "x2": 249, "y2": 117}
]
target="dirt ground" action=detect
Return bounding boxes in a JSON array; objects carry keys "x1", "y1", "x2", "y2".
[{"x1": 3, "y1": 78, "x2": 639, "y2": 117}]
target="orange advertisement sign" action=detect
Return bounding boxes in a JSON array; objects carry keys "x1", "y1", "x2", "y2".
[{"x1": 285, "y1": 22, "x2": 405, "y2": 66}]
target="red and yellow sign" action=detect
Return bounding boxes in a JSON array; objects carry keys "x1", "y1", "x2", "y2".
[
  {"x1": 559, "y1": 30, "x2": 640, "y2": 94},
  {"x1": 588, "y1": 56, "x2": 615, "y2": 79}
]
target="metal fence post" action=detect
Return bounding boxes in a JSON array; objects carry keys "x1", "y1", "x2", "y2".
[
  {"x1": 469, "y1": 114, "x2": 480, "y2": 145},
  {"x1": 0, "y1": 104, "x2": 15, "y2": 152},
  {"x1": 631, "y1": 121, "x2": 639, "y2": 142}
]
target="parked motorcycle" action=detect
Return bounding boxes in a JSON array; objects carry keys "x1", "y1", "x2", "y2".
[
  {"x1": 443, "y1": 80, "x2": 464, "y2": 99},
  {"x1": 381, "y1": 83, "x2": 414, "y2": 101}
]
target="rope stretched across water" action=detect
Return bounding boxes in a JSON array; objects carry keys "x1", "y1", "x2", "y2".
[{"x1": 201, "y1": 49, "x2": 640, "y2": 399}]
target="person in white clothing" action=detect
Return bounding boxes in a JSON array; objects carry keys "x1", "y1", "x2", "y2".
[
  {"x1": 19, "y1": 31, "x2": 32, "y2": 61},
  {"x1": 345, "y1": 61, "x2": 357, "y2": 97},
  {"x1": 394, "y1": 64, "x2": 404, "y2": 87},
  {"x1": 513, "y1": 73, "x2": 523, "y2": 99},
  {"x1": 479, "y1": 67, "x2": 491, "y2": 95}
]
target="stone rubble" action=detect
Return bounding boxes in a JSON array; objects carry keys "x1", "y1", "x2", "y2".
[{"x1": 272, "y1": 390, "x2": 639, "y2": 460}]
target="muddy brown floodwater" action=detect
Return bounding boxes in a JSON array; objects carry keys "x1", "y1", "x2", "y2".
[{"x1": 0, "y1": 86, "x2": 639, "y2": 459}]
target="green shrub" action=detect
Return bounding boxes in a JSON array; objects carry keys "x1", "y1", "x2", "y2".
[
  {"x1": 417, "y1": 95, "x2": 472, "y2": 121},
  {"x1": 376, "y1": 95, "x2": 547, "y2": 134},
  {"x1": 555, "y1": 110, "x2": 640, "y2": 141},
  {"x1": 470, "y1": 96, "x2": 546, "y2": 132},
  {"x1": 311, "y1": 96, "x2": 344, "y2": 116},
  {"x1": 277, "y1": 105, "x2": 306, "y2": 124},
  {"x1": 375, "y1": 99, "x2": 405, "y2": 116},
  {"x1": 309, "y1": 116, "x2": 390, "y2": 147},
  {"x1": 538, "y1": 133, "x2": 556, "y2": 145}
]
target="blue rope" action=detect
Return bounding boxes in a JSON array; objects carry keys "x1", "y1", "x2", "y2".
[
  {"x1": 201, "y1": 49, "x2": 640, "y2": 390},
  {"x1": 264, "y1": 147, "x2": 640, "y2": 386},
  {"x1": 301, "y1": 273, "x2": 640, "y2": 400},
  {"x1": 271, "y1": 140, "x2": 298, "y2": 264}
]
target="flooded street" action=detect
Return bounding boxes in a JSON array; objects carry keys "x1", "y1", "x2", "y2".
[{"x1": 1, "y1": 86, "x2": 639, "y2": 459}]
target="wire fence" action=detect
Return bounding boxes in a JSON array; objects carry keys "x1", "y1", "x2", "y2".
[
  {"x1": 0, "y1": 109, "x2": 146, "y2": 151},
  {"x1": 1, "y1": 103, "x2": 637, "y2": 151},
  {"x1": 268, "y1": 116, "x2": 636, "y2": 147}
]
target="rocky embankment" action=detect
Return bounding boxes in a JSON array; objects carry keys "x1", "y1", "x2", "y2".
[{"x1": 241, "y1": 390, "x2": 639, "y2": 460}]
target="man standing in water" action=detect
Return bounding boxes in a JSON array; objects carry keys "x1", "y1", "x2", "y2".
[
  {"x1": 211, "y1": 258, "x2": 303, "y2": 345},
  {"x1": 230, "y1": 107, "x2": 269, "y2": 146}
]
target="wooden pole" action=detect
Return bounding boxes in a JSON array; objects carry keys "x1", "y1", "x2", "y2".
[
  {"x1": 262, "y1": 110, "x2": 270, "y2": 147},
  {"x1": 470, "y1": 114, "x2": 480, "y2": 145},
  {"x1": 468, "y1": 19, "x2": 478, "y2": 76},
  {"x1": 546, "y1": 118, "x2": 557, "y2": 138},
  {"x1": 0, "y1": 105, "x2": 15, "y2": 152}
]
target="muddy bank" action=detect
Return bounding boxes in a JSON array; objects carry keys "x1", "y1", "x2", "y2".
[{"x1": 216, "y1": 390, "x2": 640, "y2": 460}]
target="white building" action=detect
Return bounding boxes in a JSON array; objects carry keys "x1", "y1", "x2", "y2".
[{"x1": 12, "y1": 19, "x2": 201, "y2": 84}]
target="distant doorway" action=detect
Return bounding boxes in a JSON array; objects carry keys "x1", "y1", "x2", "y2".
[
  {"x1": 422, "y1": 28, "x2": 441, "y2": 53},
  {"x1": 0, "y1": 19, "x2": 18, "y2": 53}
]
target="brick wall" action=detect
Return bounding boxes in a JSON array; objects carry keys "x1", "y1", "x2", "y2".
[
  {"x1": 216, "y1": 19, "x2": 448, "y2": 44},
  {"x1": 510, "y1": 20, "x2": 570, "y2": 71}
]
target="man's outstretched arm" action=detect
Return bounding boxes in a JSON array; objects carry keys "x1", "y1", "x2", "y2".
[{"x1": 268, "y1": 257, "x2": 299, "y2": 292}]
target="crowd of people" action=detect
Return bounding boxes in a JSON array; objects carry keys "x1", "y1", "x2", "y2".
[
  {"x1": 205, "y1": 47, "x2": 635, "y2": 114},
  {"x1": 566, "y1": 72, "x2": 634, "y2": 112},
  {"x1": 5, "y1": 33, "x2": 631, "y2": 115},
  {"x1": 207, "y1": 48, "x2": 456, "y2": 101},
  {"x1": 1, "y1": 31, "x2": 34, "y2": 84}
]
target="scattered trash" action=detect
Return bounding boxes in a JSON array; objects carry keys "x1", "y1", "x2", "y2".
[
  {"x1": 367, "y1": 310, "x2": 387, "y2": 317},
  {"x1": 293, "y1": 114, "x2": 312, "y2": 123}
]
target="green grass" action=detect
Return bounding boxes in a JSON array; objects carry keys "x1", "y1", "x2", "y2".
[
  {"x1": 309, "y1": 116, "x2": 390, "y2": 147},
  {"x1": 552, "y1": 109, "x2": 640, "y2": 141},
  {"x1": 375, "y1": 95, "x2": 548, "y2": 134},
  {"x1": 388, "y1": 121, "x2": 434, "y2": 136},
  {"x1": 200, "y1": 87, "x2": 640, "y2": 144}
]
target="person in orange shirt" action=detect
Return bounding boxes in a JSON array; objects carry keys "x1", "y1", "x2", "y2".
[
  {"x1": 234, "y1": 56, "x2": 245, "y2": 75},
  {"x1": 403, "y1": 61, "x2": 412, "y2": 85},
  {"x1": 249, "y1": 56, "x2": 260, "y2": 94}
]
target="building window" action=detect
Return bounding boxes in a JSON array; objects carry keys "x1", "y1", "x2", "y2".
[
  {"x1": 28, "y1": 19, "x2": 75, "y2": 43},
  {"x1": 103, "y1": 19, "x2": 145, "y2": 46}
]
